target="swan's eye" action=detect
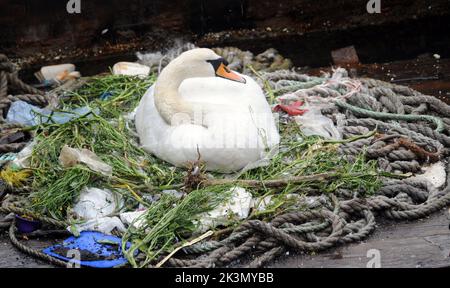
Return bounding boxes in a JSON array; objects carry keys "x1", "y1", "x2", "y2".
[{"x1": 207, "y1": 58, "x2": 226, "y2": 71}]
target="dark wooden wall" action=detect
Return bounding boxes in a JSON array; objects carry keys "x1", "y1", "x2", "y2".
[
  {"x1": 1, "y1": 0, "x2": 449, "y2": 47},
  {"x1": 0, "y1": 0, "x2": 190, "y2": 47},
  {"x1": 0, "y1": 0, "x2": 449, "y2": 71}
]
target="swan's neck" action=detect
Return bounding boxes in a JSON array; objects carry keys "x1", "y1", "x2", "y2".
[{"x1": 154, "y1": 68, "x2": 193, "y2": 125}]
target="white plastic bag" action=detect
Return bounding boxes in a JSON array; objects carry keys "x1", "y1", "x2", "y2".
[
  {"x1": 72, "y1": 187, "x2": 122, "y2": 220},
  {"x1": 195, "y1": 187, "x2": 253, "y2": 233},
  {"x1": 120, "y1": 210, "x2": 147, "y2": 229},
  {"x1": 252, "y1": 195, "x2": 273, "y2": 212},
  {"x1": 294, "y1": 108, "x2": 341, "y2": 140},
  {"x1": 11, "y1": 140, "x2": 36, "y2": 169}
]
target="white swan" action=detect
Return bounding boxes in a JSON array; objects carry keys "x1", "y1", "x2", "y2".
[{"x1": 135, "y1": 48, "x2": 279, "y2": 173}]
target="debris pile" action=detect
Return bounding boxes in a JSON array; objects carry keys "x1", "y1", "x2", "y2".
[
  {"x1": 0, "y1": 44, "x2": 449, "y2": 268},
  {"x1": 137, "y1": 41, "x2": 293, "y2": 75}
]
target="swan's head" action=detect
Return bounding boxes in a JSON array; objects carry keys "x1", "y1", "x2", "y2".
[
  {"x1": 159, "y1": 48, "x2": 246, "y2": 85},
  {"x1": 154, "y1": 48, "x2": 247, "y2": 126}
]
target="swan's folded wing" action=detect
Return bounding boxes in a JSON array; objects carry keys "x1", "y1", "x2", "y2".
[{"x1": 135, "y1": 76, "x2": 280, "y2": 172}]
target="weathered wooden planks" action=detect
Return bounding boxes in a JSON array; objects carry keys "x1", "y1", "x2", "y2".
[{"x1": 270, "y1": 210, "x2": 450, "y2": 268}]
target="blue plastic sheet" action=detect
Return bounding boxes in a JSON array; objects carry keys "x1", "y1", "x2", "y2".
[
  {"x1": 6, "y1": 100, "x2": 96, "y2": 127},
  {"x1": 42, "y1": 231, "x2": 134, "y2": 268}
]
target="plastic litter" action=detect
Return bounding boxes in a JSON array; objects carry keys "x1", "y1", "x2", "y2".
[
  {"x1": 234, "y1": 146, "x2": 278, "y2": 178},
  {"x1": 69, "y1": 217, "x2": 126, "y2": 235},
  {"x1": 412, "y1": 161, "x2": 446, "y2": 188},
  {"x1": 59, "y1": 145, "x2": 113, "y2": 176},
  {"x1": 70, "y1": 186, "x2": 124, "y2": 235},
  {"x1": 253, "y1": 195, "x2": 273, "y2": 212},
  {"x1": 72, "y1": 187, "x2": 122, "y2": 220},
  {"x1": 294, "y1": 107, "x2": 342, "y2": 140},
  {"x1": 136, "y1": 40, "x2": 196, "y2": 73},
  {"x1": 15, "y1": 215, "x2": 42, "y2": 233},
  {"x1": 6, "y1": 100, "x2": 95, "y2": 127},
  {"x1": 162, "y1": 189, "x2": 185, "y2": 199},
  {"x1": 35, "y1": 64, "x2": 81, "y2": 86},
  {"x1": 43, "y1": 231, "x2": 134, "y2": 268},
  {"x1": 112, "y1": 62, "x2": 150, "y2": 77},
  {"x1": 120, "y1": 210, "x2": 147, "y2": 229},
  {"x1": 10, "y1": 140, "x2": 36, "y2": 169},
  {"x1": 196, "y1": 187, "x2": 253, "y2": 233},
  {"x1": 253, "y1": 194, "x2": 327, "y2": 213}
]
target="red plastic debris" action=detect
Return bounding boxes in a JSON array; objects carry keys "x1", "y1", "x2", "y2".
[{"x1": 273, "y1": 101, "x2": 308, "y2": 116}]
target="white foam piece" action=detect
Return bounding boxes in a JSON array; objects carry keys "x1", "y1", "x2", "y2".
[{"x1": 413, "y1": 161, "x2": 447, "y2": 188}]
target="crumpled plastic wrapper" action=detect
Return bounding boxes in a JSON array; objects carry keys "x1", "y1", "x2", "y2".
[
  {"x1": 120, "y1": 210, "x2": 147, "y2": 229},
  {"x1": 6, "y1": 100, "x2": 95, "y2": 127},
  {"x1": 59, "y1": 145, "x2": 112, "y2": 176},
  {"x1": 11, "y1": 140, "x2": 36, "y2": 169},
  {"x1": 70, "y1": 187, "x2": 125, "y2": 235},
  {"x1": 195, "y1": 187, "x2": 253, "y2": 233},
  {"x1": 72, "y1": 187, "x2": 122, "y2": 220},
  {"x1": 294, "y1": 107, "x2": 342, "y2": 140}
]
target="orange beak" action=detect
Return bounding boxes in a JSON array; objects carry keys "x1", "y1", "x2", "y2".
[{"x1": 215, "y1": 63, "x2": 246, "y2": 84}]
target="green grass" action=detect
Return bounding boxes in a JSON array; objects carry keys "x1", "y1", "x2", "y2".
[
  {"x1": 236, "y1": 121, "x2": 381, "y2": 217},
  {"x1": 29, "y1": 75, "x2": 185, "y2": 219},
  {"x1": 122, "y1": 184, "x2": 234, "y2": 267},
  {"x1": 61, "y1": 74, "x2": 156, "y2": 117}
]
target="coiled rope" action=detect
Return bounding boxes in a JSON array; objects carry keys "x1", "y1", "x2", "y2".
[
  {"x1": 0, "y1": 54, "x2": 48, "y2": 153},
  {"x1": 0, "y1": 54, "x2": 47, "y2": 119}
]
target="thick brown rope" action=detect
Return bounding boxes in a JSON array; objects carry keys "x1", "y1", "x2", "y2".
[
  {"x1": 8, "y1": 221, "x2": 69, "y2": 268},
  {"x1": 0, "y1": 54, "x2": 47, "y2": 121}
]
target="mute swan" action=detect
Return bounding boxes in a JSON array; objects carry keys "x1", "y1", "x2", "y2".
[{"x1": 135, "y1": 48, "x2": 279, "y2": 173}]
